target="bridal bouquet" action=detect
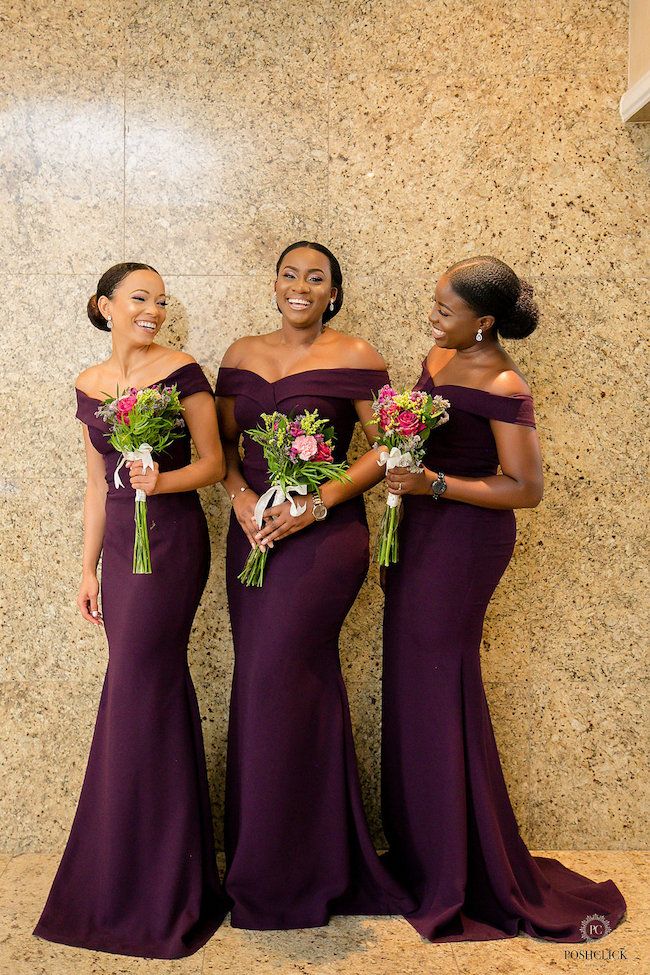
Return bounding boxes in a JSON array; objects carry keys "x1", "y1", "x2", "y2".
[
  {"x1": 370, "y1": 384, "x2": 450, "y2": 566},
  {"x1": 95, "y1": 384, "x2": 185, "y2": 574},
  {"x1": 239, "y1": 409, "x2": 350, "y2": 587}
]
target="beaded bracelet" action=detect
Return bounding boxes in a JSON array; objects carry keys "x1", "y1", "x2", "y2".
[{"x1": 230, "y1": 485, "x2": 250, "y2": 502}]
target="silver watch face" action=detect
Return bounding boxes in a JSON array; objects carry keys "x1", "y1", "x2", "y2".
[{"x1": 312, "y1": 501, "x2": 328, "y2": 521}]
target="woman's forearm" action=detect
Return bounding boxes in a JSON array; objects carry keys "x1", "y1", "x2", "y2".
[
  {"x1": 429, "y1": 468, "x2": 543, "y2": 510},
  {"x1": 320, "y1": 448, "x2": 385, "y2": 509},
  {"x1": 82, "y1": 482, "x2": 107, "y2": 574},
  {"x1": 218, "y1": 438, "x2": 251, "y2": 498},
  {"x1": 154, "y1": 454, "x2": 225, "y2": 495}
]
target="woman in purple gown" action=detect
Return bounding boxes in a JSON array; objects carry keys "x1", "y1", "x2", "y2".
[
  {"x1": 380, "y1": 256, "x2": 627, "y2": 942},
  {"x1": 214, "y1": 241, "x2": 414, "y2": 929},
  {"x1": 34, "y1": 263, "x2": 230, "y2": 958}
]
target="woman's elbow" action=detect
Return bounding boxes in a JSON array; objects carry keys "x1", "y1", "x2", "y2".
[
  {"x1": 210, "y1": 450, "x2": 226, "y2": 484},
  {"x1": 522, "y1": 476, "x2": 544, "y2": 508}
]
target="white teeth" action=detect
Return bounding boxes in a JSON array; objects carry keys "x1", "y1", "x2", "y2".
[
  {"x1": 136, "y1": 321, "x2": 156, "y2": 330},
  {"x1": 287, "y1": 299, "x2": 310, "y2": 307},
  {"x1": 432, "y1": 327, "x2": 445, "y2": 338}
]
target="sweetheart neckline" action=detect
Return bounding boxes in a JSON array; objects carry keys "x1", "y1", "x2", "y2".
[
  {"x1": 217, "y1": 365, "x2": 388, "y2": 386},
  {"x1": 75, "y1": 362, "x2": 200, "y2": 403}
]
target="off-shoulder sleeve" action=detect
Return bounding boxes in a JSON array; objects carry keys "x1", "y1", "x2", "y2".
[
  {"x1": 214, "y1": 366, "x2": 244, "y2": 397},
  {"x1": 335, "y1": 368, "x2": 390, "y2": 400},
  {"x1": 75, "y1": 388, "x2": 98, "y2": 426},
  {"x1": 173, "y1": 362, "x2": 212, "y2": 398},
  {"x1": 463, "y1": 391, "x2": 536, "y2": 427},
  {"x1": 491, "y1": 394, "x2": 536, "y2": 427}
]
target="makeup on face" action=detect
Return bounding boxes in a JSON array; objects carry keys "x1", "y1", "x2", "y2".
[
  {"x1": 108, "y1": 272, "x2": 167, "y2": 340},
  {"x1": 275, "y1": 248, "x2": 335, "y2": 324},
  {"x1": 429, "y1": 275, "x2": 486, "y2": 350}
]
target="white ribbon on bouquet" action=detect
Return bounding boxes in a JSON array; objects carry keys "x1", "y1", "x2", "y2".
[
  {"x1": 113, "y1": 443, "x2": 154, "y2": 503},
  {"x1": 377, "y1": 446, "x2": 421, "y2": 508},
  {"x1": 253, "y1": 483, "x2": 308, "y2": 529}
]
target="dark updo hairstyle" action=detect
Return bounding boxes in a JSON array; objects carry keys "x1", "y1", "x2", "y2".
[
  {"x1": 445, "y1": 256, "x2": 539, "y2": 339},
  {"x1": 275, "y1": 240, "x2": 344, "y2": 324},
  {"x1": 87, "y1": 261, "x2": 159, "y2": 332}
]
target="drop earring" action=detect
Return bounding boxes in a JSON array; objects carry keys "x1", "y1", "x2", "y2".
[
  {"x1": 106, "y1": 316, "x2": 112, "y2": 331},
  {"x1": 475, "y1": 327, "x2": 483, "y2": 342},
  {"x1": 329, "y1": 299, "x2": 335, "y2": 312}
]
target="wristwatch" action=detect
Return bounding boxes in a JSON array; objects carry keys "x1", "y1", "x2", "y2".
[
  {"x1": 430, "y1": 471, "x2": 447, "y2": 500},
  {"x1": 311, "y1": 488, "x2": 328, "y2": 521}
]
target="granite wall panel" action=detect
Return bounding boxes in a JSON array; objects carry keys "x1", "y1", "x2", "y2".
[{"x1": 0, "y1": 0, "x2": 647, "y2": 852}]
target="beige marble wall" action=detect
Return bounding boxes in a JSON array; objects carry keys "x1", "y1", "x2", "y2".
[{"x1": 1, "y1": 1, "x2": 647, "y2": 853}]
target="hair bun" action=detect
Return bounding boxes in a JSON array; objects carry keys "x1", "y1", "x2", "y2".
[
  {"x1": 498, "y1": 280, "x2": 539, "y2": 340},
  {"x1": 87, "y1": 293, "x2": 110, "y2": 332}
]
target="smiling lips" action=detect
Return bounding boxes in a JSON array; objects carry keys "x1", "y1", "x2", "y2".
[
  {"x1": 135, "y1": 319, "x2": 157, "y2": 332},
  {"x1": 286, "y1": 297, "x2": 311, "y2": 310},
  {"x1": 432, "y1": 326, "x2": 446, "y2": 339}
]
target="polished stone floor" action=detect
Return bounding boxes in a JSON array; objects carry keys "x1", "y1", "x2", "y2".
[{"x1": 0, "y1": 851, "x2": 646, "y2": 974}]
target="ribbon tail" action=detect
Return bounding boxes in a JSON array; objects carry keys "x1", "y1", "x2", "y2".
[
  {"x1": 137, "y1": 443, "x2": 154, "y2": 474},
  {"x1": 254, "y1": 485, "x2": 285, "y2": 528},
  {"x1": 114, "y1": 455, "x2": 126, "y2": 490},
  {"x1": 286, "y1": 484, "x2": 308, "y2": 517}
]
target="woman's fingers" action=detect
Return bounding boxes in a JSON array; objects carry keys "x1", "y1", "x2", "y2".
[
  {"x1": 78, "y1": 591, "x2": 102, "y2": 625},
  {"x1": 238, "y1": 511, "x2": 265, "y2": 549},
  {"x1": 262, "y1": 502, "x2": 287, "y2": 520}
]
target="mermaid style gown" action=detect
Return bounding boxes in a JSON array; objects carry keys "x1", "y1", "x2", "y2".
[
  {"x1": 214, "y1": 366, "x2": 415, "y2": 930},
  {"x1": 381, "y1": 359, "x2": 627, "y2": 942},
  {"x1": 34, "y1": 363, "x2": 229, "y2": 959}
]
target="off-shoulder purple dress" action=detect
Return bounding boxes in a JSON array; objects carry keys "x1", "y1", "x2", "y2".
[
  {"x1": 381, "y1": 360, "x2": 627, "y2": 942},
  {"x1": 34, "y1": 363, "x2": 229, "y2": 959},
  {"x1": 214, "y1": 366, "x2": 415, "y2": 930}
]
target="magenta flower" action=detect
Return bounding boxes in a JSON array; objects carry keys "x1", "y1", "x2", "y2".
[
  {"x1": 396, "y1": 410, "x2": 425, "y2": 436},
  {"x1": 314, "y1": 440, "x2": 333, "y2": 462}
]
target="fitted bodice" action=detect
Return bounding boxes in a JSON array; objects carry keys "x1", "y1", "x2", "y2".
[
  {"x1": 214, "y1": 366, "x2": 389, "y2": 495},
  {"x1": 414, "y1": 360, "x2": 536, "y2": 478},
  {"x1": 75, "y1": 362, "x2": 213, "y2": 497}
]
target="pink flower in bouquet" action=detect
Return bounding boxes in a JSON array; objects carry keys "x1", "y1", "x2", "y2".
[
  {"x1": 292, "y1": 434, "x2": 319, "y2": 460},
  {"x1": 116, "y1": 392, "x2": 138, "y2": 423},
  {"x1": 314, "y1": 440, "x2": 333, "y2": 462},
  {"x1": 289, "y1": 421, "x2": 304, "y2": 438},
  {"x1": 397, "y1": 409, "x2": 425, "y2": 437},
  {"x1": 377, "y1": 384, "x2": 397, "y2": 403},
  {"x1": 379, "y1": 401, "x2": 400, "y2": 430}
]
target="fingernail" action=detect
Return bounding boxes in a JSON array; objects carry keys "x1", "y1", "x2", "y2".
[{"x1": 91, "y1": 611, "x2": 98, "y2": 618}]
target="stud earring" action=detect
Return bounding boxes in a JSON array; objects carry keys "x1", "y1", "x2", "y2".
[
  {"x1": 475, "y1": 327, "x2": 483, "y2": 342},
  {"x1": 106, "y1": 316, "x2": 112, "y2": 331},
  {"x1": 329, "y1": 299, "x2": 335, "y2": 312}
]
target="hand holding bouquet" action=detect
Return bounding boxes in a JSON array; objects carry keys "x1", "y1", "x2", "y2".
[
  {"x1": 370, "y1": 384, "x2": 450, "y2": 566},
  {"x1": 239, "y1": 409, "x2": 350, "y2": 587},
  {"x1": 95, "y1": 384, "x2": 186, "y2": 574}
]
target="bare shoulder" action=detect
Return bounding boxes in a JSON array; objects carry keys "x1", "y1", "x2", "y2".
[
  {"x1": 219, "y1": 335, "x2": 262, "y2": 368},
  {"x1": 330, "y1": 333, "x2": 387, "y2": 370},
  {"x1": 75, "y1": 362, "x2": 105, "y2": 393},
  {"x1": 487, "y1": 367, "x2": 532, "y2": 397},
  {"x1": 425, "y1": 345, "x2": 455, "y2": 374},
  {"x1": 159, "y1": 349, "x2": 196, "y2": 370}
]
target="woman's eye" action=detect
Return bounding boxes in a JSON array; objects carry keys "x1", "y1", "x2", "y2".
[
  {"x1": 283, "y1": 271, "x2": 296, "y2": 279},
  {"x1": 132, "y1": 295, "x2": 145, "y2": 301},
  {"x1": 439, "y1": 310, "x2": 449, "y2": 317},
  {"x1": 158, "y1": 301, "x2": 167, "y2": 307},
  {"x1": 309, "y1": 277, "x2": 323, "y2": 283}
]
